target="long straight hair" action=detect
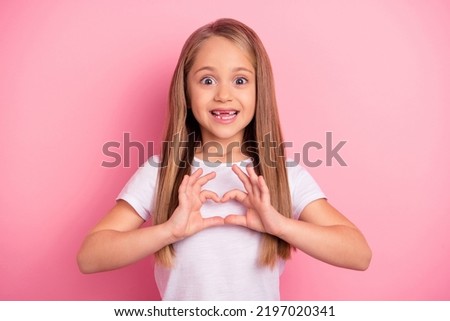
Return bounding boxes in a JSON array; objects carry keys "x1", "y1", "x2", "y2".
[{"x1": 153, "y1": 18, "x2": 292, "y2": 267}]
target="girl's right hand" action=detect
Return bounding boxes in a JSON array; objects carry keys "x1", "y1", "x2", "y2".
[{"x1": 166, "y1": 168, "x2": 223, "y2": 242}]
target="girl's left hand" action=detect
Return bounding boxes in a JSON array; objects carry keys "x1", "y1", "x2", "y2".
[{"x1": 222, "y1": 164, "x2": 286, "y2": 236}]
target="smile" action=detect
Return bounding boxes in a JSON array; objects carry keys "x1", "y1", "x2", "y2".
[{"x1": 210, "y1": 110, "x2": 239, "y2": 120}]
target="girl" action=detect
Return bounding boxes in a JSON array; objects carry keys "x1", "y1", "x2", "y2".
[{"x1": 77, "y1": 18, "x2": 371, "y2": 300}]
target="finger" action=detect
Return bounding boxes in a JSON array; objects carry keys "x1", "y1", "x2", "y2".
[
  {"x1": 231, "y1": 164, "x2": 253, "y2": 194},
  {"x1": 258, "y1": 175, "x2": 271, "y2": 203},
  {"x1": 246, "y1": 165, "x2": 262, "y2": 198},
  {"x1": 176, "y1": 175, "x2": 190, "y2": 208},
  {"x1": 246, "y1": 164, "x2": 258, "y2": 180},
  {"x1": 202, "y1": 216, "x2": 225, "y2": 229},
  {"x1": 195, "y1": 170, "x2": 216, "y2": 186},
  {"x1": 185, "y1": 169, "x2": 211, "y2": 197},
  {"x1": 222, "y1": 189, "x2": 248, "y2": 205},
  {"x1": 199, "y1": 190, "x2": 221, "y2": 203},
  {"x1": 178, "y1": 175, "x2": 189, "y2": 194},
  {"x1": 191, "y1": 167, "x2": 203, "y2": 178},
  {"x1": 187, "y1": 168, "x2": 204, "y2": 189},
  {"x1": 224, "y1": 214, "x2": 248, "y2": 228}
]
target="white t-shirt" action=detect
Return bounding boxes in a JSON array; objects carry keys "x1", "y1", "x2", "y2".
[{"x1": 117, "y1": 155, "x2": 326, "y2": 300}]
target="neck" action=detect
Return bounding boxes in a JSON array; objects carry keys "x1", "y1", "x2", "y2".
[{"x1": 195, "y1": 141, "x2": 248, "y2": 163}]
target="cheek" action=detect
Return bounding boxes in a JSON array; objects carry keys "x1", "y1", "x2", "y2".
[
  {"x1": 186, "y1": 78, "x2": 201, "y2": 105},
  {"x1": 187, "y1": 87, "x2": 200, "y2": 109},
  {"x1": 242, "y1": 87, "x2": 256, "y2": 109},
  {"x1": 188, "y1": 89, "x2": 206, "y2": 119},
  {"x1": 188, "y1": 86, "x2": 208, "y2": 104}
]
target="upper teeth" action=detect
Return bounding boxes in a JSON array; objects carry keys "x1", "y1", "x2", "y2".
[{"x1": 211, "y1": 111, "x2": 237, "y2": 116}]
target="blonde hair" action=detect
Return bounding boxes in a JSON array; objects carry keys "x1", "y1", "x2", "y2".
[{"x1": 153, "y1": 18, "x2": 292, "y2": 267}]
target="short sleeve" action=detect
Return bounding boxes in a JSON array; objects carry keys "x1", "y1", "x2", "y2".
[
  {"x1": 116, "y1": 155, "x2": 160, "y2": 220},
  {"x1": 287, "y1": 161, "x2": 326, "y2": 220}
]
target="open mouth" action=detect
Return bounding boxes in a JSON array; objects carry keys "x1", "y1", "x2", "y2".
[{"x1": 210, "y1": 110, "x2": 239, "y2": 120}]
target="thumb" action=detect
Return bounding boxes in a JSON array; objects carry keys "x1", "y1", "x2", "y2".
[
  {"x1": 202, "y1": 216, "x2": 225, "y2": 229},
  {"x1": 224, "y1": 214, "x2": 248, "y2": 228}
]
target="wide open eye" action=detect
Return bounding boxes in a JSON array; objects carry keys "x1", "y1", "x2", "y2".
[
  {"x1": 200, "y1": 76, "x2": 216, "y2": 85},
  {"x1": 234, "y1": 77, "x2": 248, "y2": 85}
]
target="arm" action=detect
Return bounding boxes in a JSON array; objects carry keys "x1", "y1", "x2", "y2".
[
  {"x1": 277, "y1": 199, "x2": 372, "y2": 271},
  {"x1": 77, "y1": 169, "x2": 224, "y2": 273},
  {"x1": 223, "y1": 165, "x2": 372, "y2": 271},
  {"x1": 77, "y1": 200, "x2": 175, "y2": 273}
]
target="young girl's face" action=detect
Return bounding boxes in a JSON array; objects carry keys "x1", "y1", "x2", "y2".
[{"x1": 187, "y1": 36, "x2": 256, "y2": 151}]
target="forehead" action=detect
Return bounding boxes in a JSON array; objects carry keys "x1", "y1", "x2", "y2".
[{"x1": 190, "y1": 36, "x2": 255, "y2": 70}]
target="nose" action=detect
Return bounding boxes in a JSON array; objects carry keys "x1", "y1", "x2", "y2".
[{"x1": 214, "y1": 83, "x2": 232, "y2": 102}]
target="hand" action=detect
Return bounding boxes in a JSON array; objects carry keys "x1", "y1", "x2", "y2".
[
  {"x1": 222, "y1": 164, "x2": 286, "y2": 236},
  {"x1": 167, "y1": 168, "x2": 224, "y2": 241}
]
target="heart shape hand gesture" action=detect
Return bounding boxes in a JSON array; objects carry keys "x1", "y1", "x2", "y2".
[
  {"x1": 167, "y1": 165, "x2": 285, "y2": 242},
  {"x1": 222, "y1": 164, "x2": 284, "y2": 236}
]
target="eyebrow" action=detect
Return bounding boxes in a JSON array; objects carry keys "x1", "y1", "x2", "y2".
[{"x1": 193, "y1": 66, "x2": 254, "y2": 75}]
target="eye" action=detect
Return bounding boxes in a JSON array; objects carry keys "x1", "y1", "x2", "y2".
[
  {"x1": 200, "y1": 77, "x2": 216, "y2": 85},
  {"x1": 234, "y1": 77, "x2": 248, "y2": 85}
]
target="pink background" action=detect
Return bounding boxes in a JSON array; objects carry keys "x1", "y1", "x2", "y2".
[{"x1": 1, "y1": 0, "x2": 449, "y2": 300}]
